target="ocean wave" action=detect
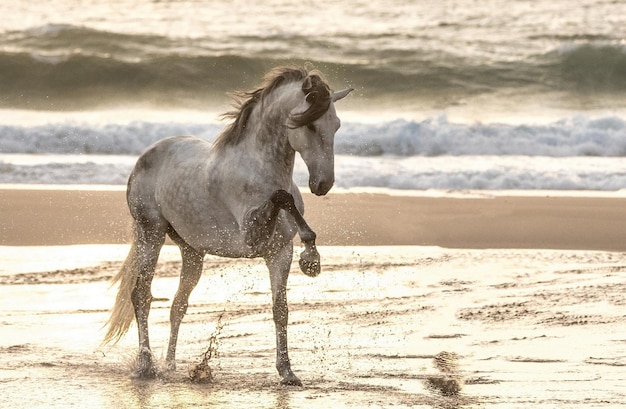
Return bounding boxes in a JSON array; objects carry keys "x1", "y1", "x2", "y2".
[
  {"x1": 2, "y1": 24, "x2": 626, "y2": 109},
  {"x1": 544, "y1": 43, "x2": 626, "y2": 91},
  {"x1": 0, "y1": 51, "x2": 275, "y2": 110},
  {"x1": 338, "y1": 115, "x2": 626, "y2": 157},
  {"x1": 329, "y1": 156, "x2": 626, "y2": 191},
  {"x1": 0, "y1": 121, "x2": 221, "y2": 154},
  {"x1": 0, "y1": 160, "x2": 132, "y2": 185},
  {"x1": 2, "y1": 114, "x2": 625, "y2": 157},
  {"x1": 2, "y1": 154, "x2": 625, "y2": 191}
]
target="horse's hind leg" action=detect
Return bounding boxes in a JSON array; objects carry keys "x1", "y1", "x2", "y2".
[
  {"x1": 166, "y1": 229, "x2": 204, "y2": 370},
  {"x1": 265, "y1": 243, "x2": 302, "y2": 386},
  {"x1": 131, "y1": 220, "x2": 167, "y2": 378}
]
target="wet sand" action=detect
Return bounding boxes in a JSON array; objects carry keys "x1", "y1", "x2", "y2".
[
  {"x1": 2, "y1": 187, "x2": 626, "y2": 250},
  {"x1": 1, "y1": 246, "x2": 625, "y2": 408},
  {"x1": 1, "y1": 187, "x2": 626, "y2": 408}
]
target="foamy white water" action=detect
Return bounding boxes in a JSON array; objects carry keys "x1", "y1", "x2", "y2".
[{"x1": 2, "y1": 114, "x2": 626, "y2": 191}]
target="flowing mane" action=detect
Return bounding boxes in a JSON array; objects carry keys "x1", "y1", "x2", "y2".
[{"x1": 212, "y1": 66, "x2": 331, "y2": 151}]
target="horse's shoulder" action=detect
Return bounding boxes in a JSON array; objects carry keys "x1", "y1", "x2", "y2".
[{"x1": 134, "y1": 136, "x2": 208, "y2": 172}]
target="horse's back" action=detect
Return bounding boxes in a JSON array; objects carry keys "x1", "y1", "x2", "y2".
[
  {"x1": 127, "y1": 135, "x2": 248, "y2": 253},
  {"x1": 127, "y1": 136, "x2": 211, "y2": 223}
]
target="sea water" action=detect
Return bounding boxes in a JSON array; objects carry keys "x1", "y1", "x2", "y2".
[{"x1": 1, "y1": 0, "x2": 625, "y2": 191}]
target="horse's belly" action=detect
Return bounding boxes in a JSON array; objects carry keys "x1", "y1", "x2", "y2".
[
  {"x1": 165, "y1": 201, "x2": 295, "y2": 259},
  {"x1": 171, "y1": 218, "x2": 290, "y2": 259},
  {"x1": 158, "y1": 190, "x2": 247, "y2": 255}
]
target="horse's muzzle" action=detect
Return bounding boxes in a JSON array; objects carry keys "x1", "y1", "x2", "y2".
[{"x1": 309, "y1": 177, "x2": 333, "y2": 196}]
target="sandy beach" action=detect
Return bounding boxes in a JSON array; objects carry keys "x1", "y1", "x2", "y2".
[
  {"x1": 2, "y1": 187, "x2": 626, "y2": 250},
  {"x1": 1, "y1": 187, "x2": 626, "y2": 408}
]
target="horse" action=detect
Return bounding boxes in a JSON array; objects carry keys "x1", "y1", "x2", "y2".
[{"x1": 102, "y1": 66, "x2": 353, "y2": 386}]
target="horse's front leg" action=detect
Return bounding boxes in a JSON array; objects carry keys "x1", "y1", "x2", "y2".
[
  {"x1": 245, "y1": 190, "x2": 320, "y2": 277},
  {"x1": 244, "y1": 192, "x2": 283, "y2": 249},
  {"x1": 274, "y1": 190, "x2": 320, "y2": 277},
  {"x1": 265, "y1": 244, "x2": 302, "y2": 386}
]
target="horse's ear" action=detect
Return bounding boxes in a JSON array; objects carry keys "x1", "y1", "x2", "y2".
[
  {"x1": 289, "y1": 97, "x2": 311, "y2": 126},
  {"x1": 301, "y1": 75, "x2": 313, "y2": 93},
  {"x1": 331, "y1": 88, "x2": 354, "y2": 102}
]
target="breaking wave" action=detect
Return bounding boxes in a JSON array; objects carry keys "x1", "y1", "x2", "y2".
[
  {"x1": 2, "y1": 24, "x2": 626, "y2": 109},
  {"x1": 2, "y1": 114, "x2": 625, "y2": 157}
]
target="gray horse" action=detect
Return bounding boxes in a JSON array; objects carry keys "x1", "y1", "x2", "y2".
[{"x1": 103, "y1": 66, "x2": 352, "y2": 386}]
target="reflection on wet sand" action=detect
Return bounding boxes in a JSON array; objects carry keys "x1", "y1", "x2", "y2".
[{"x1": 1, "y1": 246, "x2": 626, "y2": 408}]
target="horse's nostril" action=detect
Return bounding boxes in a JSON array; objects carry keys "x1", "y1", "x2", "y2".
[{"x1": 310, "y1": 178, "x2": 333, "y2": 196}]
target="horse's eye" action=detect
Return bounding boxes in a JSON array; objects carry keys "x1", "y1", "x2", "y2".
[{"x1": 306, "y1": 123, "x2": 316, "y2": 133}]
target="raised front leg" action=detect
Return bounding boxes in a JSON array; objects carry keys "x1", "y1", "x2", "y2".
[
  {"x1": 245, "y1": 190, "x2": 321, "y2": 277},
  {"x1": 265, "y1": 244, "x2": 302, "y2": 386}
]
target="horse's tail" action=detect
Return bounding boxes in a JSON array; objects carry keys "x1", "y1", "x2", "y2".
[{"x1": 102, "y1": 236, "x2": 140, "y2": 346}]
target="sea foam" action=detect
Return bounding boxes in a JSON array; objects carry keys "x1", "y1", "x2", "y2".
[
  {"x1": 2, "y1": 114, "x2": 625, "y2": 157},
  {"x1": 1, "y1": 114, "x2": 626, "y2": 190}
]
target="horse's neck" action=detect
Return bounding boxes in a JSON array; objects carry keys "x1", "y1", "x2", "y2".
[{"x1": 238, "y1": 98, "x2": 296, "y2": 185}]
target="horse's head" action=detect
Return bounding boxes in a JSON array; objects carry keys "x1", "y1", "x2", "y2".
[{"x1": 287, "y1": 75, "x2": 353, "y2": 196}]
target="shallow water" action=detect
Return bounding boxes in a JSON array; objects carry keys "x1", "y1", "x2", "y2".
[{"x1": 1, "y1": 245, "x2": 625, "y2": 408}]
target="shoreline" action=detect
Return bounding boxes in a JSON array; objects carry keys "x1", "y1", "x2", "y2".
[
  {"x1": 3, "y1": 183, "x2": 626, "y2": 197},
  {"x1": 1, "y1": 185, "x2": 626, "y2": 250}
]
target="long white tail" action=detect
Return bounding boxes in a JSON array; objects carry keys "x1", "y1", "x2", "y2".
[{"x1": 102, "y1": 239, "x2": 140, "y2": 345}]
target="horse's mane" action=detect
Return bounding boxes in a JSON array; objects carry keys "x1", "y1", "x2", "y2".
[{"x1": 212, "y1": 66, "x2": 331, "y2": 151}]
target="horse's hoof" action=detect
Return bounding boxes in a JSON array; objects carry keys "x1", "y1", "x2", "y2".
[
  {"x1": 280, "y1": 373, "x2": 303, "y2": 387},
  {"x1": 166, "y1": 360, "x2": 176, "y2": 372},
  {"x1": 299, "y1": 257, "x2": 320, "y2": 277},
  {"x1": 135, "y1": 366, "x2": 158, "y2": 379},
  {"x1": 299, "y1": 248, "x2": 320, "y2": 277},
  {"x1": 134, "y1": 348, "x2": 158, "y2": 379}
]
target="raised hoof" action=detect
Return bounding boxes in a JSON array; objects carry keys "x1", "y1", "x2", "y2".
[
  {"x1": 134, "y1": 348, "x2": 158, "y2": 379},
  {"x1": 299, "y1": 247, "x2": 320, "y2": 277}
]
